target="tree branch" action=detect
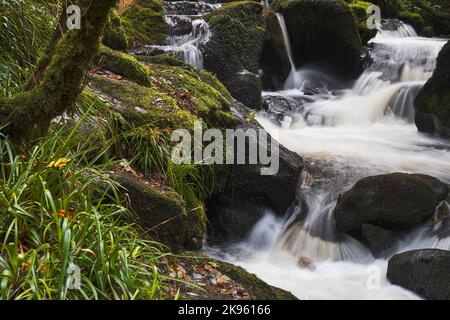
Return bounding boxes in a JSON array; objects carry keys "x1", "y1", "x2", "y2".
[{"x1": 0, "y1": 0, "x2": 118, "y2": 141}]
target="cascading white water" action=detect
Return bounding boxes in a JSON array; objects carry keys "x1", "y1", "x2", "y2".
[
  {"x1": 276, "y1": 13, "x2": 296, "y2": 72},
  {"x1": 208, "y1": 21, "x2": 450, "y2": 299},
  {"x1": 167, "y1": 18, "x2": 211, "y2": 68},
  {"x1": 136, "y1": 1, "x2": 220, "y2": 68}
]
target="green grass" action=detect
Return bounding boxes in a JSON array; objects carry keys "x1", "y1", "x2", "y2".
[
  {"x1": 74, "y1": 89, "x2": 213, "y2": 219},
  {"x1": 0, "y1": 0, "x2": 54, "y2": 96},
  {"x1": 0, "y1": 119, "x2": 175, "y2": 299}
]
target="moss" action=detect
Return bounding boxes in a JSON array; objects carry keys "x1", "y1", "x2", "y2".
[
  {"x1": 103, "y1": 10, "x2": 128, "y2": 51},
  {"x1": 0, "y1": 0, "x2": 117, "y2": 140},
  {"x1": 203, "y1": 1, "x2": 265, "y2": 107},
  {"x1": 96, "y1": 47, "x2": 234, "y2": 128},
  {"x1": 349, "y1": 1, "x2": 378, "y2": 45},
  {"x1": 121, "y1": 0, "x2": 167, "y2": 47},
  {"x1": 114, "y1": 173, "x2": 204, "y2": 251},
  {"x1": 215, "y1": 260, "x2": 297, "y2": 299},
  {"x1": 204, "y1": 1, "x2": 266, "y2": 81},
  {"x1": 273, "y1": 0, "x2": 362, "y2": 78},
  {"x1": 415, "y1": 41, "x2": 450, "y2": 136},
  {"x1": 136, "y1": 54, "x2": 188, "y2": 67},
  {"x1": 398, "y1": 11, "x2": 425, "y2": 33},
  {"x1": 99, "y1": 46, "x2": 153, "y2": 86},
  {"x1": 179, "y1": 253, "x2": 298, "y2": 299},
  {"x1": 90, "y1": 75, "x2": 197, "y2": 129}
]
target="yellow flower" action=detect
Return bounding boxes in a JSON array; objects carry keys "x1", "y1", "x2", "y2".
[
  {"x1": 20, "y1": 259, "x2": 31, "y2": 271},
  {"x1": 47, "y1": 157, "x2": 71, "y2": 169},
  {"x1": 57, "y1": 209, "x2": 75, "y2": 220}
]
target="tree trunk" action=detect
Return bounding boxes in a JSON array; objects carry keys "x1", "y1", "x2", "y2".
[{"x1": 0, "y1": 0, "x2": 118, "y2": 141}]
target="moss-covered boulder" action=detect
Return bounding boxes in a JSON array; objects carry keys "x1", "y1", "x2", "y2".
[
  {"x1": 260, "y1": 9, "x2": 292, "y2": 90},
  {"x1": 273, "y1": 0, "x2": 362, "y2": 78},
  {"x1": 103, "y1": 10, "x2": 129, "y2": 51},
  {"x1": 349, "y1": 1, "x2": 378, "y2": 45},
  {"x1": 398, "y1": 11, "x2": 425, "y2": 34},
  {"x1": 121, "y1": 0, "x2": 167, "y2": 47},
  {"x1": 415, "y1": 41, "x2": 450, "y2": 137},
  {"x1": 215, "y1": 260, "x2": 297, "y2": 299},
  {"x1": 173, "y1": 253, "x2": 298, "y2": 299},
  {"x1": 203, "y1": 1, "x2": 266, "y2": 109},
  {"x1": 114, "y1": 173, "x2": 204, "y2": 251},
  {"x1": 95, "y1": 47, "x2": 234, "y2": 129}
]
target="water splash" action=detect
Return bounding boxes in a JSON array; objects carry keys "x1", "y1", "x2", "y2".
[
  {"x1": 167, "y1": 18, "x2": 211, "y2": 68},
  {"x1": 209, "y1": 20, "x2": 450, "y2": 299}
]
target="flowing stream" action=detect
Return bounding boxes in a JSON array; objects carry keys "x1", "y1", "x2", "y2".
[
  {"x1": 208, "y1": 20, "x2": 450, "y2": 299},
  {"x1": 133, "y1": 1, "x2": 220, "y2": 68}
]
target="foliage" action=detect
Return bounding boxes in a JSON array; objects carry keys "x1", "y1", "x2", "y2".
[
  {"x1": 0, "y1": 122, "x2": 173, "y2": 299},
  {"x1": 0, "y1": 0, "x2": 54, "y2": 96}
]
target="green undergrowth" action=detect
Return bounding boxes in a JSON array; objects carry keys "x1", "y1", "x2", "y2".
[
  {"x1": 0, "y1": 0, "x2": 54, "y2": 96},
  {"x1": 73, "y1": 89, "x2": 213, "y2": 232},
  {"x1": 0, "y1": 122, "x2": 174, "y2": 299}
]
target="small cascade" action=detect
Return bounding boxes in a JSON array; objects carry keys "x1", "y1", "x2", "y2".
[
  {"x1": 276, "y1": 13, "x2": 307, "y2": 90},
  {"x1": 133, "y1": 1, "x2": 220, "y2": 68},
  {"x1": 167, "y1": 18, "x2": 211, "y2": 68},
  {"x1": 387, "y1": 84, "x2": 422, "y2": 123},
  {"x1": 208, "y1": 19, "x2": 450, "y2": 299}
]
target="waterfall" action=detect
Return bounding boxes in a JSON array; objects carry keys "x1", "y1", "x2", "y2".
[
  {"x1": 133, "y1": 1, "x2": 220, "y2": 68},
  {"x1": 167, "y1": 18, "x2": 211, "y2": 69},
  {"x1": 209, "y1": 20, "x2": 450, "y2": 299},
  {"x1": 275, "y1": 13, "x2": 301, "y2": 90}
]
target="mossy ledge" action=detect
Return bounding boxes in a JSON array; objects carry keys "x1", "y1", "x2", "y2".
[
  {"x1": 95, "y1": 46, "x2": 234, "y2": 129},
  {"x1": 180, "y1": 253, "x2": 298, "y2": 300},
  {"x1": 120, "y1": 0, "x2": 167, "y2": 47}
]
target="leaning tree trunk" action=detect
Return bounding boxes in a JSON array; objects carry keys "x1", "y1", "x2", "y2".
[{"x1": 0, "y1": 0, "x2": 118, "y2": 141}]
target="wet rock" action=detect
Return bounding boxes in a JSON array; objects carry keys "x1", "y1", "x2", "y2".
[
  {"x1": 334, "y1": 173, "x2": 448, "y2": 236},
  {"x1": 166, "y1": 15, "x2": 194, "y2": 36},
  {"x1": 260, "y1": 9, "x2": 292, "y2": 91},
  {"x1": 262, "y1": 93, "x2": 314, "y2": 123},
  {"x1": 272, "y1": 0, "x2": 362, "y2": 78},
  {"x1": 349, "y1": 1, "x2": 378, "y2": 45},
  {"x1": 415, "y1": 41, "x2": 450, "y2": 138},
  {"x1": 203, "y1": 2, "x2": 266, "y2": 109},
  {"x1": 227, "y1": 71, "x2": 262, "y2": 110},
  {"x1": 113, "y1": 173, "x2": 204, "y2": 251},
  {"x1": 164, "y1": 0, "x2": 220, "y2": 16},
  {"x1": 207, "y1": 102, "x2": 304, "y2": 242},
  {"x1": 387, "y1": 249, "x2": 450, "y2": 300},
  {"x1": 360, "y1": 223, "x2": 397, "y2": 257}
]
